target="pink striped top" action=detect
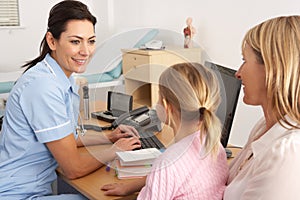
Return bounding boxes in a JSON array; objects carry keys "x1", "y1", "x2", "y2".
[{"x1": 137, "y1": 131, "x2": 228, "y2": 200}]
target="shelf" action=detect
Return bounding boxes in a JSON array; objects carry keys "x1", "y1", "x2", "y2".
[{"x1": 122, "y1": 48, "x2": 202, "y2": 107}]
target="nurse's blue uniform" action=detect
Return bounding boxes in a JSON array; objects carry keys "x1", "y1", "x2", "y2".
[{"x1": 0, "y1": 54, "x2": 85, "y2": 199}]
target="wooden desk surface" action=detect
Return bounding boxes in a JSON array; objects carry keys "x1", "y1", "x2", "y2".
[
  {"x1": 57, "y1": 144, "x2": 139, "y2": 200},
  {"x1": 227, "y1": 146, "x2": 242, "y2": 164},
  {"x1": 57, "y1": 101, "x2": 241, "y2": 200},
  {"x1": 57, "y1": 134, "x2": 241, "y2": 200},
  {"x1": 57, "y1": 128, "x2": 174, "y2": 200},
  {"x1": 57, "y1": 101, "x2": 175, "y2": 200}
]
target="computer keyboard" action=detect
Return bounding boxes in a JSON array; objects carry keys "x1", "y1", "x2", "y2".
[
  {"x1": 109, "y1": 109, "x2": 164, "y2": 150},
  {"x1": 139, "y1": 132, "x2": 165, "y2": 150}
]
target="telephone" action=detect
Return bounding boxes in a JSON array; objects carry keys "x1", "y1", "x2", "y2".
[
  {"x1": 145, "y1": 40, "x2": 163, "y2": 49},
  {"x1": 91, "y1": 91, "x2": 133, "y2": 123},
  {"x1": 111, "y1": 106, "x2": 162, "y2": 133},
  {"x1": 85, "y1": 106, "x2": 164, "y2": 149},
  {"x1": 140, "y1": 40, "x2": 164, "y2": 50},
  {"x1": 85, "y1": 106, "x2": 162, "y2": 135}
]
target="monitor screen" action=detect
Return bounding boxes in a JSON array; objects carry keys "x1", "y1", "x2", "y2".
[
  {"x1": 204, "y1": 61, "x2": 241, "y2": 147},
  {"x1": 108, "y1": 91, "x2": 133, "y2": 116}
]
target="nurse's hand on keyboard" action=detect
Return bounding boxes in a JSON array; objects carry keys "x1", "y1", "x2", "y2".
[
  {"x1": 107, "y1": 124, "x2": 140, "y2": 143},
  {"x1": 112, "y1": 137, "x2": 141, "y2": 151}
]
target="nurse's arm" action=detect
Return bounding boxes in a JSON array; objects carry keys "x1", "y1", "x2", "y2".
[
  {"x1": 76, "y1": 131, "x2": 111, "y2": 147},
  {"x1": 76, "y1": 125, "x2": 140, "y2": 147},
  {"x1": 46, "y1": 133, "x2": 140, "y2": 179}
]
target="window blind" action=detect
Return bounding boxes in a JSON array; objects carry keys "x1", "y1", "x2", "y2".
[{"x1": 0, "y1": 0, "x2": 20, "y2": 26}]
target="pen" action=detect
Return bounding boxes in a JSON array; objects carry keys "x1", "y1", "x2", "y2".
[{"x1": 106, "y1": 163, "x2": 111, "y2": 172}]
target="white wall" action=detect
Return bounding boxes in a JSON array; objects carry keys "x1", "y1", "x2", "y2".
[
  {"x1": 0, "y1": 0, "x2": 96, "y2": 73},
  {"x1": 94, "y1": 0, "x2": 300, "y2": 147},
  {"x1": 1, "y1": 0, "x2": 300, "y2": 146}
]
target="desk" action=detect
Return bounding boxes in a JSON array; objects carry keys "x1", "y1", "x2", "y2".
[
  {"x1": 57, "y1": 101, "x2": 175, "y2": 200},
  {"x1": 227, "y1": 146, "x2": 242, "y2": 164},
  {"x1": 57, "y1": 137, "x2": 241, "y2": 200},
  {"x1": 57, "y1": 145, "x2": 140, "y2": 200},
  {"x1": 58, "y1": 129, "x2": 174, "y2": 200},
  {"x1": 56, "y1": 102, "x2": 241, "y2": 200}
]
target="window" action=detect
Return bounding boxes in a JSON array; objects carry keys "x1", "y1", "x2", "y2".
[{"x1": 0, "y1": 0, "x2": 20, "y2": 27}]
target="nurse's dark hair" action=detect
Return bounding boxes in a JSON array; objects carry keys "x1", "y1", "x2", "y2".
[{"x1": 22, "y1": 0, "x2": 97, "y2": 72}]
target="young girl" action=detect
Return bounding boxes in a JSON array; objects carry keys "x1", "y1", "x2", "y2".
[{"x1": 102, "y1": 62, "x2": 229, "y2": 199}]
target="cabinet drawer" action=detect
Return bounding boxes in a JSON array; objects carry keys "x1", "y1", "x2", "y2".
[{"x1": 122, "y1": 53, "x2": 150, "y2": 74}]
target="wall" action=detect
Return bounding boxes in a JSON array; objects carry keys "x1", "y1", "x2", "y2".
[
  {"x1": 0, "y1": 0, "x2": 96, "y2": 73},
  {"x1": 1, "y1": 0, "x2": 300, "y2": 146},
  {"x1": 94, "y1": 0, "x2": 300, "y2": 146}
]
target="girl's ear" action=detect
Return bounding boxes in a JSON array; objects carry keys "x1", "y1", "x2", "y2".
[
  {"x1": 162, "y1": 98, "x2": 173, "y2": 113},
  {"x1": 162, "y1": 98, "x2": 168, "y2": 111},
  {"x1": 46, "y1": 32, "x2": 56, "y2": 51}
]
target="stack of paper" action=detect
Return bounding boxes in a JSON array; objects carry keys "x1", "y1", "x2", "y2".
[{"x1": 115, "y1": 148, "x2": 162, "y2": 179}]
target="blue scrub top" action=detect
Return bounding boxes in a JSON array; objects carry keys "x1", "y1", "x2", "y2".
[{"x1": 0, "y1": 54, "x2": 80, "y2": 199}]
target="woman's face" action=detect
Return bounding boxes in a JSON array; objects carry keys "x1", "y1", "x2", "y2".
[
  {"x1": 47, "y1": 19, "x2": 96, "y2": 77},
  {"x1": 236, "y1": 43, "x2": 267, "y2": 106}
]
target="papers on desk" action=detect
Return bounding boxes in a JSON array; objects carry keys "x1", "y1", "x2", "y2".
[
  {"x1": 115, "y1": 148, "x2": 162, "y2": 179},
  {"x1": 115, "y1": 160, "x2": 152, "y2": 179},
  {"x1": 116, "y1": 148, "x2": 162, "y2": 166}
]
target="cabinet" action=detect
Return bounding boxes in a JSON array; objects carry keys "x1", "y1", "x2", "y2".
[{"x1": 122, "y1": 48, "x2": 202, "y2": 107}]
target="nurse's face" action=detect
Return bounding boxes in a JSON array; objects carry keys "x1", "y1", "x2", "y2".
[
  {"x1": 47, "y1": 19, "x2": 96, "y2": 77},
  {"x1": 235, "y1": 43, "x2": 267, "y2": 106}
]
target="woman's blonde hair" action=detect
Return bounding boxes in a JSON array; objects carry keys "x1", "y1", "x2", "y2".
[
  {"x1": 243, "y1": 15, "x2": 300, "y2": 128},
  {"x1": 158, "y1": 62, "x2": 222, "y2": 156}
]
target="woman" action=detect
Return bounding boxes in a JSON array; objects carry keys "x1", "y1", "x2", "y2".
[
  {"x1": 224, "y1": 16, "x2": 300, "y2": 199},
  {"x1": 101, "y1": 63, "x2": 229, "y2": 199},
  {"x1": 0, "y1": 1, "x2": 140, "y2": 199}
]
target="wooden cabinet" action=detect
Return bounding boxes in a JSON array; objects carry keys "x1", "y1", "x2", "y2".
[{"x1": 122, "y1": 48, "x2": 202, "y2": 107}]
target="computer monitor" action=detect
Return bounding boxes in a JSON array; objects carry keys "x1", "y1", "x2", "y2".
[{"x1": 204, "y1": 61, "x2": 241, "y2": 148}]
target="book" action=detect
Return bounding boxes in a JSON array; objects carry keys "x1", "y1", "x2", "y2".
[
  {"x1": 115, "y1": 159, "x2": 152, "y2": 179},
  {"x1": 116, "y1": 148, "x2": 162, "y2": 167}
]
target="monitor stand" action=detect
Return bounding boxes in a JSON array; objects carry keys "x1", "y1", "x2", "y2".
[{"x1": 225, "y1": 148, "x2": 232, "y2": 158}]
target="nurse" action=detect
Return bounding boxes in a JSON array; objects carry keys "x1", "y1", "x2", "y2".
[{"x1": 0, "y1": 1, "x2": 140, "y2": 199}]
